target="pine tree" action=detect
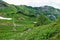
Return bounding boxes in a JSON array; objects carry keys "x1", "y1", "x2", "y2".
[
  {"x1": 56, "y1": 14, "x2": 60, "y2": 24},
  {"x1": 34, "y1": 13, "x2": 51, "y2": 26}
]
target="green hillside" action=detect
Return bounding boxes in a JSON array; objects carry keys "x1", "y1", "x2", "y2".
[{"x1": 0, "y1": 0, "x2": 60, "y2": 40}]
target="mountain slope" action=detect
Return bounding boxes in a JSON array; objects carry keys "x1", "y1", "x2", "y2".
[
  {"x1": 0, "y1": 0, "x2": 60, "y2": 19},
  {"x1": 0, "y1": 0, "x2": 60, "y2": 40},
  {"x1": 0, "y1": 0, "x2": 17, "y2": 17},
  {"x1": 16, "y1": 5, "x2": 60, "y2": 20}
]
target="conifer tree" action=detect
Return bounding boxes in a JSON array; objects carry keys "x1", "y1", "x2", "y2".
[{"x1": 34, "y1": 13, "x2": 51, "y2": 26}]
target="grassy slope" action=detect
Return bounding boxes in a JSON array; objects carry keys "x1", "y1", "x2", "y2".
[
  {"x1": 0, "y1": 1, "x2": 60, "y2": 40},
  {"x1": 0, "y1": 17, "x2": 60, "y2": 40},
  {"x1": 0, "y1": 9, "x2": 60, "y2": 40}
]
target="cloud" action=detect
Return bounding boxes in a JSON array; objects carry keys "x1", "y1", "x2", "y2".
[{"x1": 3, "y1": 0, "x2": 60, "y2": 9}]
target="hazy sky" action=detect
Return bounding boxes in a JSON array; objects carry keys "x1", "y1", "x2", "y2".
[{"x1": 3, "y1": 0, "x2": 60, "y2": 9}]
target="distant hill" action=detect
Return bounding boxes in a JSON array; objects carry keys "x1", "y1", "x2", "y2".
[
  {"x1": 0, "y1": 0, "x2": 9, "y2": 8},
  {"x1": 0, "y1": 0, "x2": 17, "y2": 17},
  {"x1": 0, "y1": 0, "x2": 60, "y2": 20},
  {"x1": 16, "y1": 5, "x2": 60, "y2": 20}
]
